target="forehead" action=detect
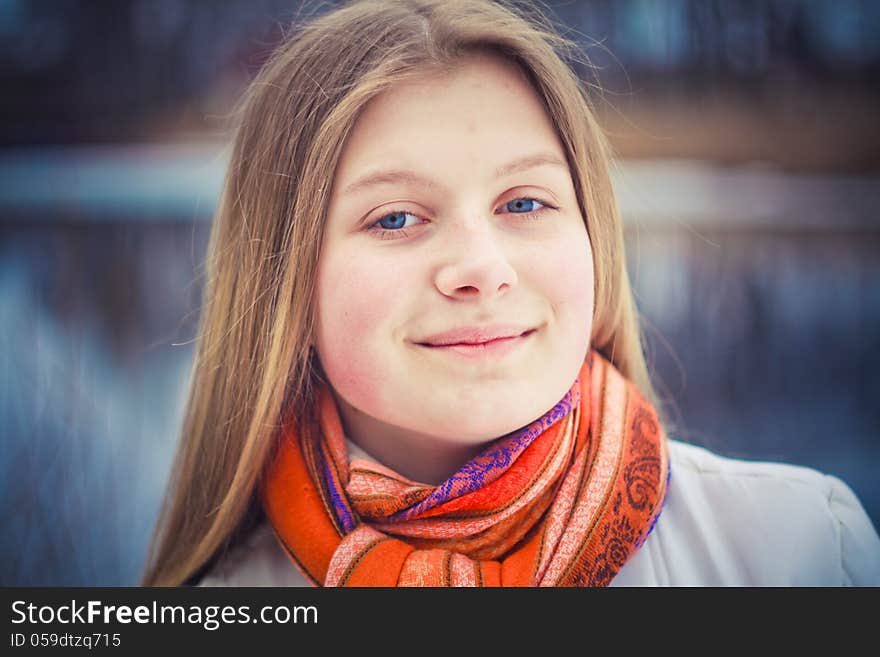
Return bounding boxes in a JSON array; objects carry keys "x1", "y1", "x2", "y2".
[{"x1": 332, "y1": 53, "x2": 566, "y2": 189}]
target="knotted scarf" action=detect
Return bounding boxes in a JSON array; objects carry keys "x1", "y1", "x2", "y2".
[{"x1": 262, "y1": 349, "x2": 669, "y2": 586}]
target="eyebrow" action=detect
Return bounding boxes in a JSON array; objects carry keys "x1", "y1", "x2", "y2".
[{"x1": 340, "y1": 152, "x2": 568, "y2": 196}]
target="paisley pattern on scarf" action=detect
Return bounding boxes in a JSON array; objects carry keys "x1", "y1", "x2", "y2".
[{"x1": 262, "y1": 349, "x2": 670, "y2": 587}]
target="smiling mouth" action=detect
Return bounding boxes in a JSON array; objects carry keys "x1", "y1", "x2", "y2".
[{"x1": 416, "y1": 329, "x2": 537, "y2": 358}]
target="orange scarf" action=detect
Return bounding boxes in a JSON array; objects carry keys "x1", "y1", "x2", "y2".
[{"x1": 262, "y1": 350, "x2": 669, "y2": 586}]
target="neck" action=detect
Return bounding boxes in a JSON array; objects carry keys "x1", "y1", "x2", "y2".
[{"x1": 332, "y1": 393, "x2": 490, "y2": 485}]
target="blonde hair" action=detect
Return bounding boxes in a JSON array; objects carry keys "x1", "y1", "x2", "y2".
[{"x1": 142, "y1": 0, "x2": 659, "y2": 586}]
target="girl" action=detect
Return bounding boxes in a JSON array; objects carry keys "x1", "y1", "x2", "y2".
[{"x1": 142, "y1": 0, "x2": 880, "y2": 587}]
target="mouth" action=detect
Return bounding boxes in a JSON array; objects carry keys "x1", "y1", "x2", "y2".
[{"x1": 415, "y1": 327, "x2": 537, "y2": 359}]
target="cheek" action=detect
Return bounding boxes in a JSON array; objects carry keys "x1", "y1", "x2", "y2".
[
  {"x1": 314, "y1": 246, "x2": 404, "y2": 408},
  {"x1": 532, "y1": 227, "x2": 595, "y2": 332}
]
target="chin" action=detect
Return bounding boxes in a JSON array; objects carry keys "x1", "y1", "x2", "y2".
[{"x1": 431, "y1": 406, "x2": 541, "y2": 444}]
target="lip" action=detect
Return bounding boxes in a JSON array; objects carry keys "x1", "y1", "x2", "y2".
[
  {"x1": 417, "y1": 324, "x2": 535, "y2": 346},
  {"x1": 415, "y1": 324, "x2": 537, "y2": 359}
]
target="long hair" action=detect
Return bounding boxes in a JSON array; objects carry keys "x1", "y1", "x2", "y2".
[{"x1": 142, "y1": 0, "x2": 659, "y2": 586}]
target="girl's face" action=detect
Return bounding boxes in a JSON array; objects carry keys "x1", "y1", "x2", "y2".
[{"x1": 315, "y1": 53, "x2": 593, "y2": 451}]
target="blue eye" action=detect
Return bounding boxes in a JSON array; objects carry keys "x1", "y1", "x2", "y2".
[
  {"x1": 505, "y1": 198, "x2": 546, "y2": 214},
  {"x1": 375, "y1": 211, "x2": 419, "y2": 230}
]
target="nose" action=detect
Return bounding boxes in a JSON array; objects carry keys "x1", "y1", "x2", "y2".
[{"x1": 433, "y1": 220, "x2": 518, "y2": 300}]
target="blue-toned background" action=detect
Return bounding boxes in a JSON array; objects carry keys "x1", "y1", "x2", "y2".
[{"x1": 1, "y1": 0, "x2": 878, "y2": 585}]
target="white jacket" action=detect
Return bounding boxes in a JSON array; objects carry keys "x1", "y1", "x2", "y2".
[{"x1": 199, "y1": 439, "x2": 880, "y2": 586}]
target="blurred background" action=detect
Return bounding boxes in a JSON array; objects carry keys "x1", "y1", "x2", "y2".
[{"x1": 1, "y1": 0, "x2": 878, "y2": 585}]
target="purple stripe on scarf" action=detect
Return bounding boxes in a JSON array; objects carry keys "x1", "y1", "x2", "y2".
[{"x1": 321, "y1": 442, "x2": 358, "y2": 533}]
